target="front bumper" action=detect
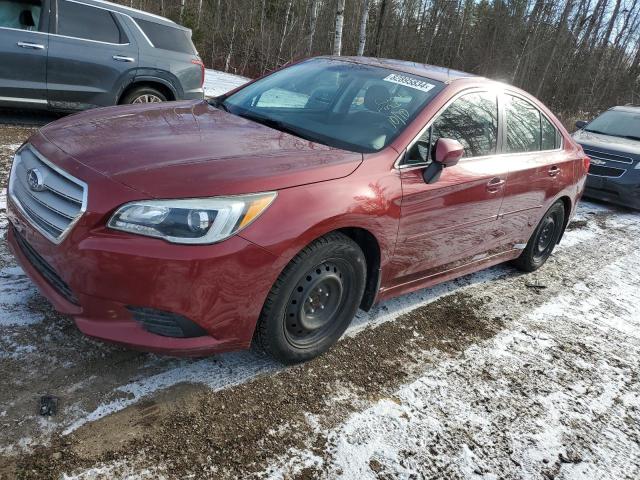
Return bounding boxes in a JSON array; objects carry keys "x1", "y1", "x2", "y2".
[
  {"x1": 584, "y1": 171, "x2": 640, "y2": 210},
  {"x1": 7, "y1": 201, "x2": 282, "y2": 356}
]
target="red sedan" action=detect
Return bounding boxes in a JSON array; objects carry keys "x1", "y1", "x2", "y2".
[{"x1": 6, "y1": 57, "x2": 589, "y2": 363}]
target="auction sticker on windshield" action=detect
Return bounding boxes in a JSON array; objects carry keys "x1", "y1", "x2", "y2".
[{"x1": 383, "y1": 74, "x2": 435, "y2": 93}]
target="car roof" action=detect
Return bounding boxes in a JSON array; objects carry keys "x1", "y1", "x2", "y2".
[
  {"x1": 611, "y1": 105, "x2": 640, "y2": 114},
  {"x1": 74, "y1": 0, "x2": 186, "y2": 30},
  {"x1": 326, "y1": 56, "x2": 478, "y2": 83}
]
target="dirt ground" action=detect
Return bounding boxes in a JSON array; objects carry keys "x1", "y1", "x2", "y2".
[{"x1": 0, "y1": 125, "x2": 639, "y2": 480}]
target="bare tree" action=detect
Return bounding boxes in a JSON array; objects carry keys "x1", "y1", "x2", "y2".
[
  {"x1": 276, "y1": 0, "x2": 294, "y2": 64},
  {"x1": 110, "y1": 0, "x2": 640, "y2": 120},
  {"x1": 357, "y1": 0, "x2": 370, "y2": 56},
  {"x1": 308, "y1": 0, "x2": 319, "y2": 55},
  {"x1": 333, "y1": 0, "x2": 346, "y2": 56}
]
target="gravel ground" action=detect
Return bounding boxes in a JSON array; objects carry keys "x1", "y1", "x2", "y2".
[{"x1": 0, "y1": 123, "x2": 638, "y2": 480}]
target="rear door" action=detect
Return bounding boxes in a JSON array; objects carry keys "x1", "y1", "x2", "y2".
[
  {"x1": 498, "y1": 93, "x2": 570, "y2": 247},
  {"x1": 391, "y1": 90, "x2": 509, "y2": 287},
  {"x1": 0, "y1": 0, "x2": 49, "y2": 107},
  {"x1": 46, "y1": 0, "x2": 138, "y2": 110}
]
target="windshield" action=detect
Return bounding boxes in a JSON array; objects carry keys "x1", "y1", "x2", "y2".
[
  {"x1": 585, "y1": 109, "x2": 640, "y2": 141},
  {"x1": 221, "y1": 58, "x2": 444, "y2": 153}
]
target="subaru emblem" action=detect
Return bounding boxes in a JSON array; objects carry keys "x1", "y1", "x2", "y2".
[{"x1": 27, "y1": 168, "x2": 45, "y2": 192}]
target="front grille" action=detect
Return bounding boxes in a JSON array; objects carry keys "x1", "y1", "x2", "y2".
[
  {"x1": 12, "y1": 227, "x2": 79, "y2": 305},
  {"x1": 583, "y1": 148, "x2": 634, "y2": 165},
  {"x1": 588, "y1": 164, "x2": 626, "y2": 178},
  {"x1": 127, "y1": 307, "x2": 207, "y2": 338},
  {"x1": 8, "y1": 146, "x2": 87, "y2": 243}
]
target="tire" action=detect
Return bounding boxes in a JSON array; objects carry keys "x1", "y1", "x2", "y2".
[
  {"x1": 120, "y1": 86, "x2": 167, "y2": 105},
  {"x1": 512, "y1": 201, "x2": 566, "y2": 272},
  {"x1": 254, "y1": 232, "x2": 367, "y2": 364}
]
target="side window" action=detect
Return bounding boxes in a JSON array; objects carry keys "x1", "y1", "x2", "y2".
[
  {"x1": 0, "y1": 0, "x2": 44, "y2": 31},
  {"x1": 541, "y1": 114, "x2": 559, "y2": 150},
  {"x1": 406, "y1": 91, "x2": 498, "y2": 164},
  {"x1": 58, "y1": 0, "x2": 122, "y2": 43},
  {"x1": 506, "y1": 95, "x2": 541, "y2": 153},
  {"x1": 134, "y1": 19, "x2": 196, "y2": 54}
]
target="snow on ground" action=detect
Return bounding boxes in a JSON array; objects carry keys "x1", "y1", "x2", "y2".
[
  {"x1": 203, "y1": 69, "x2": 249, "y2": 98},
  {"x1": 259, "y1": 207, "x2": 640, "y2": 480},
  {"x1": 0, "y1": 188, "x2": 44, "y2": 329},
  {"x1": 1, "y1": 122, "x2": 639, "y2": 478}
]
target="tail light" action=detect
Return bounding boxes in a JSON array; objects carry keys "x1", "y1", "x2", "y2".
[
  {"x1": 575, "y1": 143, "x2": 590, "y2": 172},
  {"x1": 192, "y1": 59, "x2": 205, "y2": 88}
]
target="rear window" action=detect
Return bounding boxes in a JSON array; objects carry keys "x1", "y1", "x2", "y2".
[
  {"x1": 58, "y1": 0, "x2": 123, "y2": 44},
  {"x1": 134, "y1": 18, "x2": 196, "y2": 54}
]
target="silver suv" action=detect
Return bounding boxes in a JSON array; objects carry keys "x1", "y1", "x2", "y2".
[{"x1": 0, "y1": 0, "x2": 204, "y2": 111}]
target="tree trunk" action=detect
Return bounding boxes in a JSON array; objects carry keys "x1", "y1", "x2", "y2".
[
  {"x1": 536, "y1": 0, "x2": 575, "y2": 97},
  {"x1": 374, "y1": 0, "x2": 387, "y2": 56},
  {"x1": 333, "y1": 0, "x2": 346, "y2": 56},
  {"x1": 276, "y1": 0, "x2": 294, "y2": 64},
  {"x1": 308, "y1": 0, "x2": 319, "y2": 55},
  {"x1": 357, "y1": 0, "x2": 370, "y2": 56},
  {"x1": 179, "y1": 0, "x2": 185, "y2": 23},
  {"x1": 197, "y1": 0, "x2": 203, "y2": 28}
]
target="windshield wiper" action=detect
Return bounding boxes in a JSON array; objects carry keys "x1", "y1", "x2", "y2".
[
  {"x1": 622, "y1": 135, "x2": 640, "y2": 141},
  {"x1": 237, "y1": 112, "x2": 320, "y2": 144},
  {"x1": 208, "y1": 96, "x2": 229, "y2": 112},
  {"x1": 584, "y1": 128, "x2": 609, "y2": 135}
]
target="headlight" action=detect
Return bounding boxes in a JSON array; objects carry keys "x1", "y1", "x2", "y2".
[{"x1": 107, "y1": 192, "x2": 276, "y2": 244}]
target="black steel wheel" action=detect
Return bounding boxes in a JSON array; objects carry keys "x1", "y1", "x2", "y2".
[
  {"x1": 513, "y1": 201, "x2": 566, "y2": 272},
  {"x1": 254, "y1": 232, "x2": 366, "y2": 364}
]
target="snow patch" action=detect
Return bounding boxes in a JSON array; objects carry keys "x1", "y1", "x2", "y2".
[{"x1": 204, "y1": 69, "x2": 249, "y2": 98}]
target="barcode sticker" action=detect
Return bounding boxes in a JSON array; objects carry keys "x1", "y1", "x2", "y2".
[{"x1": 383, "y1": 74, "x2": 435, "y2": 93}]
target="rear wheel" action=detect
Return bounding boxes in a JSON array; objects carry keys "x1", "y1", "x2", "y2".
[
  {"x1": 254, "y1": 232, "x2": 366, "y2": 364},
  {"x1": 121, "y1": 86, "x2": 167, "y2": 105},
  {"x1": 513, "y1": 201, "x2": 566, "y2": 272}
]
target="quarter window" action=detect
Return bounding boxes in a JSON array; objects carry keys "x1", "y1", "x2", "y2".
[
  {"x1": 58, "y1": 0, "x2": 122, "y2": 44},
  {"x1": 406, "y1": 91, "x2": 498, "y2": 164},
  {"x1": 134, "y1": 18, "x2": 196, "y2": 54},
  {"x1": 541, "y1": 114, "x2": 559, "y2": 150}
]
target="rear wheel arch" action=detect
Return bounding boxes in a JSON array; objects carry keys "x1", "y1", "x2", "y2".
[
  {"x1": 556, "y1": 195, "x2": 573, "y2": 244},
  {"x1": 118, "y1": 80, "x2": 176, "y2": 104}
]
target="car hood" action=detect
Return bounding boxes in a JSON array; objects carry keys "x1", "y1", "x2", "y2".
[
  {"x1": 573, "y1": 129, "x2": 640, "y2": 156},
  {"x1": 39, "y1": 100, "x2": 363, "y2": 198}
]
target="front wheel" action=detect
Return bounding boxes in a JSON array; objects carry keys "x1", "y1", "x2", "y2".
[
  {"x1": 253, "y1": 232, "x2": 366, "y2": 364},
  {"x1": 513, "y1": 201, "x2": 566, "y2": 272}
]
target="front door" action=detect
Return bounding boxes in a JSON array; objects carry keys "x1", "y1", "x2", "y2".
[
  {"x1": 0, "y1": 0, "x2": 49, "y2": 107},
  {"x1": 47, "y1": 0, "x2": 138, "y2": 110},
  {"x1": 391, "y1": 90, "x2": 509, "y2": 289}
]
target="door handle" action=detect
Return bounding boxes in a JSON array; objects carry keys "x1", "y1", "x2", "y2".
[
  {"x1": 548, "y1": 166, "x2": 561, "y2": 177},
  {"x1": 486, "y1": 177, "x2": 505, "y2": 193},
  {"x1": 17, "y1": 41, "x2": 45, "y2": 50},
  {"x1": 113, "y1": 55, "x2": 135, "y2": 62}
]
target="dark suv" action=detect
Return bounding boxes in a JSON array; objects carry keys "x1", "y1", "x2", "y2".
[
  {"x1": 0, "y1": 0, "x2": 204, "y2": 111},
  {"x1": 573, "y1": 105, "x2": 640, "y2": 209}
]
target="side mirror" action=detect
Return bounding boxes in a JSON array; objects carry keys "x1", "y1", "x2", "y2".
[
  {"x1": 575, "y1": 120, "x2": 588, "y2": 130},
  {"x1": 434, "y1": 138, "x2": 464, "y2": 167},
  {"x1": 421, "y1": 138, "x2": 464, "y2": 184}
]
